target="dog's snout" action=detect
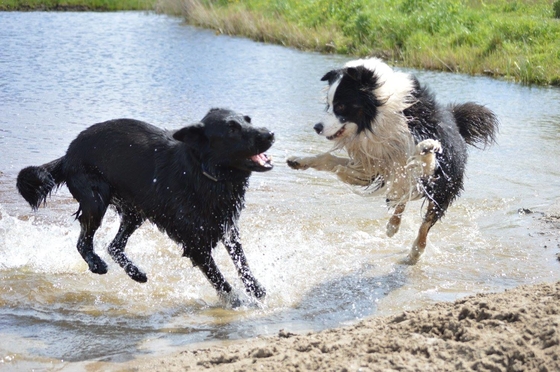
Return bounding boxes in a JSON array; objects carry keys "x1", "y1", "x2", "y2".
[
  {"x1": 314, "y1": 123, "x2": 324, "y2": 134},
  {"x1": 260, "y1": 129, "x2": 274, "y2": 143},
  {"x1": 266, "y1": 131, "x2": 275, "y2": 142}
]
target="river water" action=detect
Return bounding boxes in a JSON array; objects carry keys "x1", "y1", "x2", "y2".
[{"x1": 0, "y1": 11, "x2": 559, "y2": 370}]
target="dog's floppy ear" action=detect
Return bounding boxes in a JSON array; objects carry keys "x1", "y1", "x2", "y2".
[
  {"x1": 345, "y1": 67, "x2": 363, "y2": 81},
  {"x1": 321, "y1": 70, "x2": 340, "y2": 85},
  {"x1": 173, "y1": 123, "x2": 207, "y2": 145},
  {"x1": 345, "y1": 66, "x2": 378, "y2": 90}
]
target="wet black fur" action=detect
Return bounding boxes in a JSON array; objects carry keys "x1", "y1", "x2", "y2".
[
  {"x1": 405, "y1": 77, "x2": 499, "y2": 219},
  {"x1": 17, "y1": 108, "x2": 274, "y2": 304},
  {"x1": 322, "y1": 65, "x2": 498, "y2": 222}
]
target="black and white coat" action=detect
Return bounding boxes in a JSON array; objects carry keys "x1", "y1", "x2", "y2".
[{"x1": 288, "y1": 58, "x2": 498, "y2": 263}]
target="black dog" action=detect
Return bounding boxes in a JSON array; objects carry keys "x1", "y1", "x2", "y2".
[{"x1": 17, "y1": 108, "x2": 274, "y2": 304}]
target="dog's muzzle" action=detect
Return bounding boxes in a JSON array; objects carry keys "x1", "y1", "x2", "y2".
[{"x1": 314, "y1": 123, "x2": 324, "y2": 134}]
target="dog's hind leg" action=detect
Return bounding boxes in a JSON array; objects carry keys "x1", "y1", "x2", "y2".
[
  {"x1": 406, "y1": 201, "x2": 439, "y2": 264},
  {"x1": 387, "y1": 203, "x2": 406, "y2": 237},
  {"x1": 67, "y1": 174, "x2": 111, "y2": 275},
  {"x1": 223, "y1": 226, "x2": 266, "y2": 299},
  {"x1": 108, "y1": 210, "x2": 147, "y2": 283},
  {"x1": 76, "y1": 227, "x2": 108, "y2": 275}
]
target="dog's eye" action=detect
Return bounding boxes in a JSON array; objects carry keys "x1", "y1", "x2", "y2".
[
  {"x1": 334, "y1": 104, "x2": 346, "y2": 114},
  {"x1": 227, "y1": 121, "x2": 242, "y2": 133}
]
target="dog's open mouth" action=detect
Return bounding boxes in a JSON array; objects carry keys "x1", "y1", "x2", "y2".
[
  {"x1": 327, "y1": 125, "x2": 345, "y2": 140},
  {"x1": 248, "y1": 153, "x2": 273, "y2": 171}
]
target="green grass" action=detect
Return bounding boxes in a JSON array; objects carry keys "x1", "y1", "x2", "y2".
[
  {"x1": 156, "y1": 0, "x2": 560, "y2": 86},
  {"x1": 4, "y1": 0, "x2": 559, "y2": 85},
  {"x1": 0, "y1": 0, "x2": 155, "y2": 11}
]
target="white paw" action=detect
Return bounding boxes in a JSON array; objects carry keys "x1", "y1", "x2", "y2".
[
  {"x1": 386, "y1": 222, "x2": 399, "y2": 237},
  {"x1": 402, "y1": 242, "x2": 424, "y2": 265},
  {"x1": 286, "y1": 156, "x2": 309, "y2": 170},
  {"x1": 417, "y1": 139, "x2": 442, "y2": 155}
]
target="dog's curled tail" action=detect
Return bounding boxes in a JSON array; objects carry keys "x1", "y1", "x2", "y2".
[
  {"x1": 17, "y1": 157, "x2": 66, "y2": 210},
  {"x1": 451, "y1": 102, "x2": 499, "y2": 149}
]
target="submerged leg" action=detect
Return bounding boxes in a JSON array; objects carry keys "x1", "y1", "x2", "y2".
[
  {"x1": 77, "y1": 226, "x2": 108, "y2": 275},
  {"x1": 68, "y1": 175, "x2": 110, "y2": 275},
  {"x1": 387, "y1": 203, "x2": 406, "y2": 238},
  {"x1": 407, "y1": 201, "x2": 439, "y2": 264},
  {"x1": 108, "y1": 211, "x2": 147, "y2": 283},
  {"x1": 189, "y1": 249, "x2": 239, "y2": 305},
  {"x1": 223, "y1": 227, "x2": 266, "y2": 299}
]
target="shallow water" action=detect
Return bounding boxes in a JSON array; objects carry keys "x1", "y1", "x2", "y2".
[{"x1": 0, "y1": 11, "x2": 559, "y2": 370}]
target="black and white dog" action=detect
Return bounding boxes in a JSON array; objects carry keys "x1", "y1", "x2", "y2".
[
  {"x1": 288, "y1": 58, "x2": 498, "y2": 263},
  {"x1": 17, "y1": 108, "x2": 274, "y2": 305}
]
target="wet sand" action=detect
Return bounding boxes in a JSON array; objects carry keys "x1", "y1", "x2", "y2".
[
  {"x1": 108, "y1": 280, "x2": 559, "y2": 371},
  {"x1": 98, "y1": 203, "x2": 560, "y2": 371}
]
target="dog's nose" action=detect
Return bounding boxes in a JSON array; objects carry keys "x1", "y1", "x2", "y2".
[
  {"x1": 259, "y1": 130, "x2": 274, "y2": 143},
  {"x1": 314, "y1": 123, "x2": 324, "y2": 134}
]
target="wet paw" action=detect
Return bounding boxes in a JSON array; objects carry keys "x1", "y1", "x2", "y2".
[
  {"x1": 398, "y1": 254, "x2": 420, "y2": 265},
  {"x1": 386, "y1": 222, "x2": 400, "y2": 238},
  {"x1": 286, "y1": 157, "x2": 309, "y2": 170},
  {"x1": 249, "y1": 281, "x2": 266, "y2": 299},
  {"x1": 88, "y1": 256, "x2": 108, "y2": 275},
  {"x1": 219, "y1": 291, "x2": 243, "y2": 309},
  {"x1": 417, "y1": 139, "x2": 442, "y2": 155},
  {"x1": 400, "y1": 245, "x2": 423, "y2": 265},
  {"x1": 125, "y1": 264, "x2": 148, "y2": 283}
]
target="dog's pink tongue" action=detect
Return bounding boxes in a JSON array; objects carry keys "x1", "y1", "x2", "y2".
[{"x1": 251, "y1": 153, "x2": 270, "y2": 166}]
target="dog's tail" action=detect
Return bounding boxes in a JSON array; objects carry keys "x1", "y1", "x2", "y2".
[
  {"x1": 450, "y1": 102, "x2": 499, "y2": 149},
  {"x1": 17, "y1": 157, "x2": 66, "y2": 210}
]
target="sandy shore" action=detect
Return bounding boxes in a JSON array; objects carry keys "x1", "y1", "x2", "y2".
[{"x1": 112, "y1": 280, "x2": 559, "y2": 371}]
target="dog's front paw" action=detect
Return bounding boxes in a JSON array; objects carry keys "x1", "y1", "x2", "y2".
[
  {"x1": 86, "y1": 255, "x2": 108, "y2": 275},
  {"x1": 249, "y1": 280, "x2": 266, "y2": 299},
  {"x1": 408, "y1": 139, "x2": 442, "y2": 178},
  {"x1": 125, "y1": 263, "x2": 148, "y2": 283},
  {"x1": 219, "y1": 290, "x2": 243, "y2": 309},
  {"x1": 286, "y1": 157, "x2": 309, "y2": 170},
  {"x1": 417, "y1": 139, "x2": 442, "y2": 155}
]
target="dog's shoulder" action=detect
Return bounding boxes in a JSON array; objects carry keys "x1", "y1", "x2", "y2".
[
  {"x1": 73, "y1": 118, "x2": 171, "y2": 145},
  {"x1": 89, "y1": 118, "x2": 163, "y2": 134},
  {"x1": 403, "y1": 78, "x2": 441, "y2": 141}
]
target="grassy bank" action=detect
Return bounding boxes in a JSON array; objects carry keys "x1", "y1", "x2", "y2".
[
  {"x1": 157, "y1": 0, "x2": 560, "y2": 86},
  {"x1": 0, "y1": 0, "x2": 155, "y2": 11}
]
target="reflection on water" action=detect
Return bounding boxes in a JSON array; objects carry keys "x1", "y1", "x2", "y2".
[{"x1": 0, "y1": 11, "x2": 559, "y2": 369}]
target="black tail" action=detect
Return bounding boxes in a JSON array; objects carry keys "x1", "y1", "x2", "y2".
[
  {"x1": 17, "y1": 157, "x2": 66, "y2": 210},
  {"x1": 450, "y1": 102, "x2": 499, "y2": 149}
]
